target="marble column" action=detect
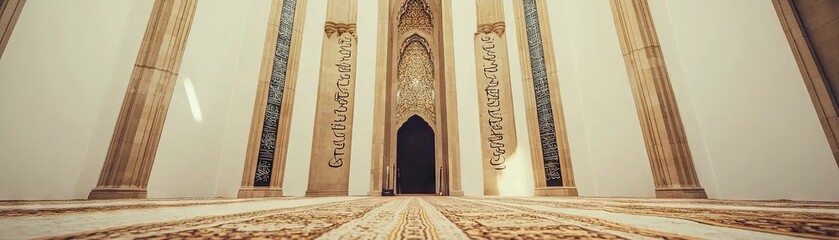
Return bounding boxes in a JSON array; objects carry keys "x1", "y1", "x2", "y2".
[
  {"x1": 305, "y1": 0, "x2": 358, "y2": 197},
  {"x1": 513, "y1": 0, "x2": 577, "y2": 196},
  {"x1": 610, "y1": 0, "x2": 707, "y2": 198},
  {"x1": 474, "y1": 0, "x2": 518, "y2": 196},
  {"x1": 0, "y1": 0, "x2": 26, "y2": 59},
  {"x1": 238, "y1": 0, "x2": 307, "y2": 198},
  {"x1": 88, "y1": 0, "x2": 197, "y2": 200}
]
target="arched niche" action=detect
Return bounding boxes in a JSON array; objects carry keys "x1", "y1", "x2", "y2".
[{"x1": 378, "y1": 0, "x2": 456, "y2": 196}]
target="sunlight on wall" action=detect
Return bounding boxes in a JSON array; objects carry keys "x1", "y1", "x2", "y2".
[
  {"x1": 182, "y1": 77, "x2": 204, "y2": 123},
  {"x1": 495, "y1": 148, "x2": 533, "y2": 196}
]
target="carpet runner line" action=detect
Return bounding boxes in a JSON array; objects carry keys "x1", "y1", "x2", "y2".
[
  {"x1": 0, "y1": 198, "x2": 264, "y2": 207},
  {"x1": 317, "y1": 197, "x2": 469, "y2": 240},
  {"x1": 425, "y1": 197, "x2": 652, "y2": 239},
  {"x1": 316, "y1": 197, "x2": 412, "y2": 239},
  {"x1": 472, "y1": 198, "x2": 796, "y2": 240},
  {"x1": 459, "y1": 197, "x2": 698, "y2": 239},
  {"x1": 494, "y1": 197, "x2": 839, "y2": 240},
  {"x1": 550, "y1": 197, "x2": 839, "y2": 209},
  {"x1": 0, "y1": 198, "x2": 292, "y2": 218},
  {"x1": 388, "y1": 198, "x2": 438, "y2": 239},
  {"x1": 452, "y1": 197, "x2": 693, "y2": 239},
  {"x1": 119, "y1": 197, "x2": 390, "y2": 239},
  {"x1": 416, "y1": 197, "x2": 470, "y2": 239},
  {"x1": 38, "y1": 197, "x2": 379, "y2": 239},
  {"x1": 519, "y1": 197, "x2": 839, "y2": 213},
  {"x1": 2, "y1": 197, "x2": 837, "y2": 239}
]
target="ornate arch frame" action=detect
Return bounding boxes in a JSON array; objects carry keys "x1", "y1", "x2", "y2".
[{"x1": 369, "y1": 0, "x2": 463, "y2": 196}]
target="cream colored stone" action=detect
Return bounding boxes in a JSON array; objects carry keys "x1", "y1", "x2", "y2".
[
  {"x1": 473, "y1": 0, "x2": 518, "y2": 196},
  {"x1": 609, "y1": 0, "x2": 706, "y2": 198},
  {"x1": 89, "y1": 0, "x2": 198, "y2": 200},
  {"x1": 512, "y1": 0, "x2": 577, "y2": 196},
  {"x1": 238, "y1": 0, "x2": 308, "y2": 198},
  {"x1": 368, "y1": 0, "x2": 462, "y2": 196},
  {"x1": 772, "y1": 0, "x2": 839, "y2": 169},
  {"x1": 0, "y1": 0, "x2": 26, "y2": 59},
  {"x1": 305, "y1": 0, "x2": 358, "y2": 197}
]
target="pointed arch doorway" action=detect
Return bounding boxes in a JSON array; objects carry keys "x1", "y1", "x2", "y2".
[
  {"x1": 396, "y1": 115, "x2": 436, "y2": 194},
  {"x1": 372, "y1": 0, "x2": 462, "y2": 196}
]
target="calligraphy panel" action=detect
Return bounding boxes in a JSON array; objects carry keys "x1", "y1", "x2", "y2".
[
  {"x1": 254, "y1": 0, "x2": 298, "y2": 186},
  {"x1": 473, "y1": 24, "x2": 519, "y2": 194},
  {"x1": 523, "y1": 0, "x2": 562, "y2": 186},
  {"x1": 305, "y1": 21, "x2": 358, "y2": 196}
]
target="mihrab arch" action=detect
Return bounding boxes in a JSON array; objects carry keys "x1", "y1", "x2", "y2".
[
  {"x1": 372, "y1": 0, "x2": 462, "y2": 196},
  {"x1": 396, "y1": 115, "x2": 436, "y2": 194}
]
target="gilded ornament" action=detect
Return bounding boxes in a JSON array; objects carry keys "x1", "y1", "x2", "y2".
[
  {"x1": 396, "y1": 35, "x2": 436, "y2": 125},
  {"x1": 398, "y1": 0, "x2": 433, "y2": 36}
]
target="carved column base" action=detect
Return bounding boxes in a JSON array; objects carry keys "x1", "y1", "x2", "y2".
[
  {"x1": 88, "y1": 188, "x2": 147, "y2": 200},
  {"x1": 534, "y1": 187, "x2": 578, "y2": 197},
  {"x1": 368, "y1": 190, "x2": 383, "y2": 196},
  {"x1": 449, "y1": 190, "x2": 465, "y2": 196},
  {"x1": 305, "y1": 190, "x2": 348, "y2": 197},
  {"x1": 238, "y1": 187, "x2": 283, "y2": 198},
  {"x1": 655, "y1": 187, "x2": 707, "y2": 199},
  {"x1": 484, "y1": 189, "x2": 499, "y2": 196}
]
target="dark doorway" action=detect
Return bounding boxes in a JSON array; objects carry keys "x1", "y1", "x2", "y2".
[{"x1": 397, "y1": 115, "x2": 436, "y2": 194}]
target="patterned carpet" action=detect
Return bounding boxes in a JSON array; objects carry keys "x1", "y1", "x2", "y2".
[{"x1": 0, "y1": 196, "x2": 837, "y2": 239}]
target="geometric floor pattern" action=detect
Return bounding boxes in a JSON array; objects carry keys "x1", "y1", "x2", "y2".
[{"x1": 1, "y1": 196, "x2": 837, "y2": 239}]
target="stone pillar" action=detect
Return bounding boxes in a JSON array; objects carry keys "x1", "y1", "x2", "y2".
[
  {"x1": 442, "y1": 0, "x2": 464, "y2": 196},
  {"x1": 88, "y1": 0, "x2": 197, "y2": 200},
  {"x1": 473, "y1": 0, "x2": 518, "y2": 196},
  {"x1": 513, "y1": 0, "x2": 577, "y2": 196},
  {"x1": 368, "y1": 0, "x2": 389, "y2": 196},
  {"x1": 0, "y1": 0, "x2": 26, "y2": 59},
  {"x1": 610, "y1": 0, "x2": 707, "y2": 198},
  {"x1": 305, "y1": 0, "x2": 358, "y2": 197},
  {"x1": 773, "y1": 0, "x2": 839, "y2": 168},
  {"x1": 238, "y1": 0, "x2": 307, "y2": 198}
]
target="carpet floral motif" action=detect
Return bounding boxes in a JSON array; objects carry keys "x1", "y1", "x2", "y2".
[{"x1": 3, "y1": 196, "x2": 838, "y2": 239}]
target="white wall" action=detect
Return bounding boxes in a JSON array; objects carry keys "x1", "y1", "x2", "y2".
[
  {"x1": 213, "y1": 0, "x2": 274, "y2": 198},
  {"x1": 650, "y1": 0, "x2": 839, "y2": 200},
  {"x1": 4, "y1": 0, "x2": 837, "y2": 201},
  {"x1": 348, "y1": 0, "x2": 380, "y2": 196},
  {"x1": 0, "y1": 0, "x2": 153, "y2": 200},
  {"x1": 280, "y1": 0, "x2": 327, "y2": 196},
  {"x1": 545, "y1": 0, "x2": 656, "y2": 197},
  {"x1": 498, "y1": 0, "x2": 538, "y2": 196},
  {"x1": 450, "y1": 0, "x2": 483, "y2": 196},
  {"x1": 449, "y1": 0, "x2": 538, "y2": 196},
  {"x1": 147, "y1": 0, "x2": 269, "y2": 198}
]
